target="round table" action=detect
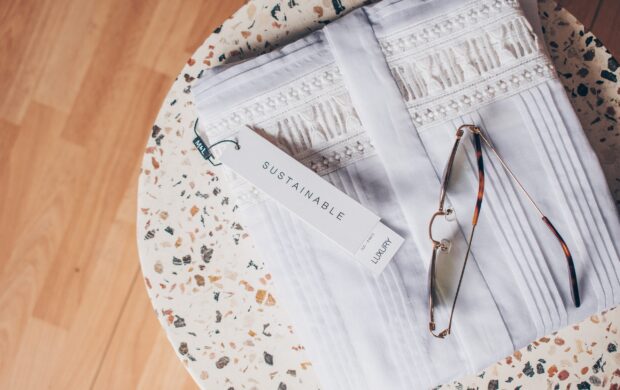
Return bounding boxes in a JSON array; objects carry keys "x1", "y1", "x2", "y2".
[{"x1": 137, "y1": 0, "x2": 620, "y2": 388}]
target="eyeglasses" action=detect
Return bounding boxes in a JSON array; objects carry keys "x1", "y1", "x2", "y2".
[{"x1": 427, "y1": 124, "x2": 580, "y2": 339}]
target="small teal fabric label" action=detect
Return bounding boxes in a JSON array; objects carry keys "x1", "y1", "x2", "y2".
[{"x1": 193, "y1": 136, "x2": 212, "y2": 160}]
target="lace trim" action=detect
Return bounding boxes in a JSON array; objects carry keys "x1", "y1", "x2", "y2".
[
  {"x1": 410, "y1": 58, "x2": 555, "y2": 129},
  {"x1": 206, "y1": 64, "x2": 344, "y2": 137},
  {"x1": 201, "y1": 64, "x2": 376, "y2": 205},
  {"x1": 379, "y1": 1, "x2": 554, "y2": 130},
  {"x1": 380, "y1": 0, "x2": 520, "y2": 60}
]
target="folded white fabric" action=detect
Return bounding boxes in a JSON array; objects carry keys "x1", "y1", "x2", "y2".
[{"x1": 193, "y1": 0, "x2": 620, "y2": 387}]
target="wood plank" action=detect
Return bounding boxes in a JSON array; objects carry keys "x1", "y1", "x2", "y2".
[
  {"x1": 185, "y1": 0, "x2": 248, "y2": 54},
  {"x1": 557, "y1": 0, "x2": 602, "y2": 29},
  {"x1": 0, "y1": 0, "x2": 255, "y2": 386},
  {"x1": 31, "y1": 60, "x2": 169, "y2": 328},
  {"x1": 90, "y1": 273, "x2": 158, "y2": 390},
  {"x1": 0, "y1": 103, "x2": 80, "y2": 388},
  {"x1": 135, "y1": 0, "x2": 197, "y2": 77},
  {"x1": 0, "y1": 0, "x2": 72, "y2": 124},
  {"x1": 47, "y1": 209, "x2": 140, "y2": 389},
  {"x1": 32, "y1": 0, "x2": 114, "y2": 113},
  {"x1": 3, "y1": 319, "x2": 67, "y2": 389},
  {"x1": 136, "y1": 330, "x2": 198, "y2": 390},
  {"x1": 91, "y1": 272, "x2": 195, "y2": 389},
  {"x1": 590, "y1": 0, "x2": 620, "y2": 57}
]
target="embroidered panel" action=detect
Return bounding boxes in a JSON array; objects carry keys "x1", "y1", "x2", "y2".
[
  {"x1": 379, "y1": 0, "x2": 555, "y2": 129},
  {"x1": 200, "y1": 63, "x2": 376, "y2": 205}
]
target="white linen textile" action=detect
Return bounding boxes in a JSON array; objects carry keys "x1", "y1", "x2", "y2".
[{"x1": 193, "y1": 0, "x2": 620, "y2": 387}]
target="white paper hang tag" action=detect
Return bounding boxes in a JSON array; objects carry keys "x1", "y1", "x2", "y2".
[{"x1": 218, "y1": 126, "x2": 404, "y2": 276}]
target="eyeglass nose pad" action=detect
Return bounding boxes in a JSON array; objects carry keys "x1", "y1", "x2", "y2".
[
  {"x1": 439, "y1": 239, "x2": 452, "y2": 253},
  {"x1": 444, "y1": 208, "x2": 456, "y2": 222}
]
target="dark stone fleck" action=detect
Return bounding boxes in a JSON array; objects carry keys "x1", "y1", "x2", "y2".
[
  {"x1": 577, "y1": 68, "x2": 589, "y2": 78},
  {"x1": 577, "y1": 83, "x2": 589, "y2": 96},
  {"x1": 178, "y1": 342, "x2": 188, "y2": 355},
  {"x1": 215, "y1": 310, "x2": 222, "y2": 323},
  {"x1": 213, "y1": 25, "x2": 222, "y2": 34},
  {"x1": 214, "y1": 291, "x2": 220, "y2": 301},
  {"x1": 549, "y1": 41, "x2": 559, "y2": 49},
  {"x1": 577, "y1": 381, "x2": 591, "y2": 390},
  {"x1": 593, "y1": 355, "x2": 605, "y2": 373},
  {"x1": 601, "y1": 70, "x2": 618, "y2": 82},
  {"x1": 286, "y1": 369, "x2": 296, "y2": 377},
  {"x1": 215, "y1": 356, "x2": 230, "y2": 369},
  {"x1": 144, "y1": 230, "x2": 156, "y2": 240},
  {"x1": 174, "y1": 315, "x2": 186, "y2": 328},
  {"x1": 182, "y1": 255, "x2": 191, "y2": 265},
  {"x1": 589, "y1": 375, "x2": 601, "y2": 386},
  {"x1": 196, "y1": 191, "x2": 209, "y2": 199},
  {"x1": 264, "y1": 351, "x2": 274, "y2": 365},
  {"x1": 201, "y1": 245, "x2": 214, "y2": 263},
  {"x1": 585, "y1": 36, "x2": 594, "y2": 46},
  {"x1": 536, "y1": 362, "x2": 545, "y2": 374},
  {"x1": 151, "y1": 125, "x2": 161, "y2": 138},
  {"x1": 332, "y1": 0, "x2": 346, "y2": 14},
  {"x1": 583, "y1": 49, "x2": 595, "y2": 61},
  {"x1": 487, "y1": 379, "x2": 499, "y2": 390},
  {"x1": 278, "y1": 382, "x2": 287, "y2": 390},
  {"x1": 263, "y1": 323, "x2": 272, "y2": 337},
  {"x1": 164, "y1": 226, "x2": 174, "y2": 235},
  {"x1": 609, "y1": 57, "x2": 619, "y2": 72},
  {"x1": 271, "y1": 4, "x2": 281, "y2": 20},
  {"x1": 172, "y1": 256, "x2": 182, "y2": 266},
  {"x1": 523, "y1": 361, "x2": 535, "y2": 377},
  {"x1": 608, "y1": 342, "x2": 617, "y2": 353}
]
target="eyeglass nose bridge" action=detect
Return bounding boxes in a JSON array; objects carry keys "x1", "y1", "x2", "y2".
[
  {"x1": 428, "y1": 210, "x2": 449, "y2": 250},
  {"x1": 458, "y1": 124, "x2": 481, "y2": 134}
]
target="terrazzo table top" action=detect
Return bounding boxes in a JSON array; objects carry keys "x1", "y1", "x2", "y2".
[{"x1": 137, "y1": 0, "x2": 620, "y2": 388}]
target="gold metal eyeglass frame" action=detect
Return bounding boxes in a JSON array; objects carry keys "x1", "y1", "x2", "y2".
[{"x1": 427, "y1": 124, "x2": 580, "y2": 339}]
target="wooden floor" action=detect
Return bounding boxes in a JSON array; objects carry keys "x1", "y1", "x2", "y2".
[{"x1": 0, "y1": 0, "x2": 616, "y2": 389}]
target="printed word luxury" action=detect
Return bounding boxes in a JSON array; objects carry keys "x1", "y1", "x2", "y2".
[{"x1": 262, "y1": 161, "x2": 346, "y2": 221}]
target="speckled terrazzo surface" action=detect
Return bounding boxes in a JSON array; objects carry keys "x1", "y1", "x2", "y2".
[{"x1": 136, "y1": 0, "x2": 620, "y2": 389}]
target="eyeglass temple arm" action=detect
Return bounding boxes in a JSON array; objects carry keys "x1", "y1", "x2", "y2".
[
  {"x1": 542, "y1": 216, "x2": 581, "y2": 307},
  {"x1": 429, "y1": 131, "x2": 485, "y2": 339},
  {"x1": 476, "y1": 131, "x2": 581, "y2": 308},
  {"x1": 445, "y1": 132, "x2": 484, "y2": 333},
  {"x1": 438, "y1": 128, "x2": 465, "y2": 211}
]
